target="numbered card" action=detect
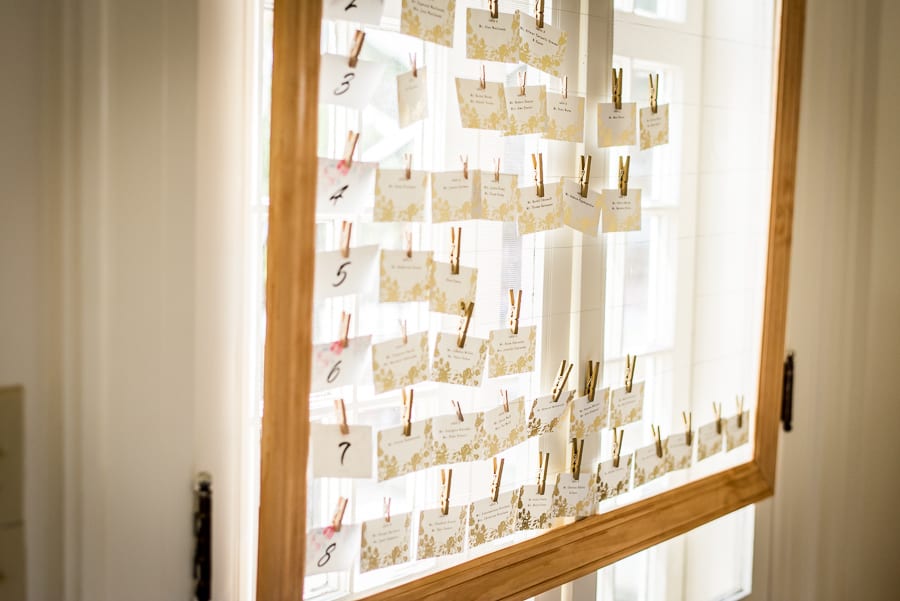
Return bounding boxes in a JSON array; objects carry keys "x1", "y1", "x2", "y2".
[
  {"x1": 569, "y1": 389, "x2": 610, "y2": 439},
  {"x1": 379, "y1": 250, "x2": 432, "y2": 303},
  {"x1": 468, "y1": 490, "x2": 519, "y2": 548},
  {"x1": 545, "y1": 92, "x2": 585, "y2": 143},
  {"x1": 725, "y1": 412, "x2": 750, "y2": 450},
  {"x1": 311, "y1": 336, "x2": 372, "y2": 393},
  {"x1": 482, "y1": 398, "x2": 527, "y2": 457},
  {"x1": 639, "y1": 104, "x2": 669, "y2": 150},
  {"x1": 488, "y1": 326, "x2": 536, "y2": 378},
  {"x1": 527, "y1": 391, "x2": 573, "y2": 437},
  {"x1": 631, "y1": 444, "x2": 668, "y2": 487},
  {"x1": 359, "y1": 513, "x2": 411, "y2": 573},
  {"x1": 428, "y1": 261, "x2": 478, "y2": 314},
  {"x1": 516, "y1": 12, "x2": 567, "y2": 77},
  {"x1": 371, "y1": 331, "x2": 429, "y2": 394},
  {"x1": 466, "y1": 8, "x2": 520, "y2": 62},
  {"x1": 401, "y1": 0, "x2": 456, "y2": 47},
  {"x1": 324, "y1": 0, "x2": 384, "y2": 24},
  {"x1": 608, "y1": 382, "x2": 645, "y2": 428},
  {"x1": 305, "y1": 524, "x2": 361, "y2": 575},
  {"x1": 310, "y1": 424, "x2": 374, "y2": 479},
  {"x1": 596, "y1": 458, "x2": 631, "y2": 501},
  {"x1": 478, "y1": 172, "x2": 518, "y2": 221},
  {"x1": 562, "y1": 180, "x2": 602, "y2": 236},
  {"x1": 504, "y1": 85, "x2": 548, "y2": 135},
  {"x1": 432, "y1": 412, "x2": 483, "y2": 464},
  {"x1": 417, "y1": 506, "x2": 467, "y2": 560},
  {"x1": 314, "y1": 245, "x2": 379, "y2": 301},
  {"x1": 597, "y1": 102, "x2": 637, "y2": 147},
  {"x1": 374, "y1": 168, "x2": 428, "y2": 222},
  {"x1": 601, "y1": 188, "x2": 642, "y2": 233},
  {"x1": 665, "y1": 434, "x2": 693, "y2": 471},
  {"x1": 431, "y1": 332, "x2": 488, "y2": 387},
  {"x1": 318, "y1": 54, "x2": 385, "y2": 109},
  {"x1": 516, "y1": 485, "x2": 553, "y2": 530},
  {"x1": 550, "y1": 473, "x2": 596, "y2": 518},
  {"x1": 377, "y1": 419, "x2": 433, "y2": 481},
  {"x1": 455, "y1": 79, "x2": 509, "y2": 131},
  {"x1": 431, "y1": 171, "x2": 477, "y2": 222},
  {"x1": 397, "y1": 67, "x2": 429, "y2": 128},
  {"x1": 316, "y1": 158, "x2": 377, "y2": 216},
  {"x1": 696, "y1": 422, "x2": 724, "y2": 461},
  {"x1": 518, "y1": 182, "x2": 563, "y2": 235}
]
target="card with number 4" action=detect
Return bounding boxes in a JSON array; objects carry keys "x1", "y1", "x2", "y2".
[{"x1": 310, "y1": 423, "x2": 374, "y2": 479}]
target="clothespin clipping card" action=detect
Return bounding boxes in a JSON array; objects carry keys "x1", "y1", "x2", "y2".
[
  {"x1": 449, "y1": 227, "x2": 462, "y2": 275},
  {"x1": 624, "y1": 353, "x2": 637, "y2": 393},
  {"x1": 612, "y1": 67, "x2": 623, "y2": 110},
  {"x1": 570, "y1": 438, "x2": 585, "y2": 480},
  {"x1": 612, "y1": 427, "x2": 624, "y2": 468},
  {"x1": 491, "y1": 457, "x2": 505, "y2": 502},
  {"x1": 518, "y1": 71, "x2": 527, "y2": 96},
  {"x1": 713, "y1": 402, "x2": 723, "y2": 434},
  {"x1": 562, "y1": 75, "x2": 568, "y2": 99},
  {"x1": 399, "y1": 319, "x2": 408, "y2": 344},
  {"x1": 493, "y1": 157, "x2": 501, "y2": 183},
  {"x1": 508, "y1": 289, "x2": 523, "y2": 335},
  {"x1": 460, "y1": 154, "x2": 469, "y2": 180},
  {"x1": 332, "y1": 496, "x2": 349, "y2": 532},
  {"x1": 537, "y1": 451, "x2": 550, "y2": 494},
  {"x1": 532, "y1": 153, "x2": 545, "y2": 198},
  {"x1": 489, "y1": 0, "x2": 499, "y2": 19},
  {"x1": 652, "y1": 424, "x2": 663, "y2": 458},
  {"x1": 404, "y1": 230, "x2": 413, "y2": 259},
  {"x1": 618, "y1": 156, "x2": 631, "y2": 198},
  {"x1": 440, "y1": 469, "x2": 453, "y2": 515},
  {"x1": 404, "y1": 153, "x2": 413, "y2": 180},
  {"x1": 348, "y1": 30, "x2": 365, "y2": 68},
  {"x1": 552, "y1": 359, "x2": 574, "y2": 402},
  {"x1": 583, "y1": 360, "x2": 599, "y2": 402},
  {"x1": 409, "y1": 52, "x2": 417, "y2": 77},
  {"x1": 500, "y1": 389, "x2": 510, "y2": 412},
  {"x1": 334, "y1": 398, "x2": 350, "y2": 435},
  {"x1": 339, "y1": 221, "x2": 352, "y2": 259},
  {"x1": 649, "y1": 73, "x2": 659, "y2": 113},
  {"x1": 579, "y1": 155, "x2": 593, "y2": 198},
  {"x1": 402, "y1": 388, "x2": 414, "y2": 436},
  {"x1": 535, "y1": 0, "x2": 545, "y2": 28},
  {"x1": 338, "y1": 131, "x2": 360, "y2": 173},
  {"x1": 480, "y1": 64, "x2": 487, "y2": 90},
  {"x1": 683, "y1": 411, "x2": 693, "y2": 446},
  {"x1": 338, "y1": 311, "x2": 351, "y2": 348},
  {"x1": 452, "y1": 400, "x2": 465, "y2": 422},
  {"x1": 736, "y1": 395, "x2": 745, "y2": 428},
  {"x1": 383, "y1": 497, "x2": 391, "y2": 523},
  {"x1": 456, "y1": 302, "x2": 475, "y2": 349}
]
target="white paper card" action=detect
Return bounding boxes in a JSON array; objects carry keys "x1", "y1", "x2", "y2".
[
  {"x1": 417, "y1": 506, "x2": 467, "y2": 559},
  {"x1": 551, "y1": 473, "x2": 596, "y2": 518},
  {"x1": 455, "y1": 79, "x2": 509, "y2": 131},
  {"x1": 516, "y1": 12, "x2": 567, "y2": 77},
  {"x1": 517, "y1": 484, "x2": 553, "y2": 530},
  {"x1": 545, "y1": 92, "x2": 585, "y2": 143},
  {"x1": 310, "y1": 424, "x2": 374, "y2": 479},
  {"x1": 517, "y1": 182, "x2": 563, "y2": 235},
  {"x1": 401, "y1": 0, "x2": 456, "y2": 47},
  {"x1": 665, "y1": 434, "x2": 692, "y2": 471},
  {"x1": 569, "y1": 389, "x2": 609, "y2": 439},
  {"x1": 696, "y1": 421, "x2": 724, "y2": 461},
  {"x1": 371, "y1": 331, "x2": 430, "y2": 394},
  {"x1": 479, "y1": 172, "x2": 518, "y2": 221},
  {"x1": 466, "y1": 9, "x2": 520, "y2": 62},
  {"x1": 374, "y1": 168, "x2": 428, "y2": 222},
  {"x1": 324, "y1": 0, "x2": 385, "y2": 25},
  {"x1": 431, "y1": 332, "x2": 488, "y2": 387},
  {"x1": 311, "y1": 335, "x2": 372, "y2": 393},
  {"x1": 488, "y1": 326, "x2": 536, "y2": 378},
  {"x1": 314, "y1": 245, "x2": 378, "y2": 301},
  {"x1": 316, "y1": 158, "x2": 377, "y2": 216},
  {"x1": 601, "y1": 188, "x2": 642, "y2": 233},
  {"x1": 432, "y1": 413, "x2": 481, "y2": 464},
  {"x1": 596, "y1": 458, "x2": 631, "y2": 501},
  {"x1": 482, "y1": 398, "x2": 527, "y2": 457},
  {"x1": 428, "y1": 261, "x2": 478, "y2": 314},
  {"x1": 305, "y1": 524, "x2": 361, "y2": 575},
  {"x1": 319, "y1": 54, "x2": 385, "y2": 109},
  {"x1": 397, "y1": 67, "x2": 429, "y2": 128},
  {"x1": 527, "y1": 391, "x2": 573, "y2": 437},
  {"x1": 468, "y1": 490, "x2": 519, "y2": 548},
  {"x1": 431, "y1": 171, "x2": 477, "y2": 222},
  {"x1": 608, "y1": 382, "x2": 645, "y2": 428},
  {"x1": 562, "y1": 180, "x2": 601, "y2": 236},
  {"x1": 359, "y1": 513, "x2": 411, "y2": 573},
  {"x1": 631, "y1": 443, "x2": 668, "y2": 487},
  {"x1": 639, "y1": 104, "x2": 669, "y2": 149},
  {"x1": 377, "y1": 419, "x2": 433, "y2": 481},
  {"x1": 597, "y1": 102, "x2": 637, "y2": 147},
  {"x1": 725, "y1": 412, "x2": 750, "y2": 450},
  {"x1": 504, "y1": 85, "x2": 548, "y2": 135},
  {"x1": 379, "y1": 250, "x2": 432, "y2": 303}
]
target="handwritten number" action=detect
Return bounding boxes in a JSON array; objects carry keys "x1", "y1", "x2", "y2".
[
  {"x1": 338, "y1": 441, "x2": 351, "y2": 465},
  {"x1": 333, "y1": 72, "x2": 355, "y2": 96},
  {"x1": 317, "y1": 543, "x2": 337, "y2": 567},
  {"x1": 333, "y1": 261, "x2": 351, "y2": 287},
  {"x1": 327, "y1": 361, "x2": 342, "y2": 383},
  {"x1": 344, "y1": 0, "x2": 358, "y2": 8},
  {"x1": 329, "y1": 185, "x2": 349, "y2": 206}
]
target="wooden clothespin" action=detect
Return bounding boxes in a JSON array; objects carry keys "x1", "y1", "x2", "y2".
[
  {"x1": 611, "y1": 67, "x2": 623, "y2": 110},
  {"x1": 649, "y1": 73, "x2": 659, "y2": 114},
  {"x1": 508, "y1": 289, "x2": 523, "y2": 335},
  {"x1": 713, "y1": 402, "x2": 723, "y2": 435},
  {"x1": 493, "y1": 157, "x2": 501, "y2": 182},
  {"x1": 612, "y1": 427, "x2": 624, "y2": 468},
  {"x1": 537, "y1": 451, "x2": 550, "y2": 494},
  {"x1": 531, "y1": 153, "x2": 545, "y2": 198},
  {"x1": 618, "y1": 156, "x2": 631, "y2": 197},
  {"x1": 535, "y1": 0, "x2": 545, "y2": 28},
  {"x1": 409, "y1": 52, "x2": 417, "y2": 77},
  {"x1": 332, "y1": 496, "x2": 348, "y2": 532},
  {"x1": 348, "y1": 30, "x2": 365, "y2": 68},
  {"x1": 518, "y1": 71, "x2": 527, "y2": 96},
  {"x1": 456, "y1": 301, "x2": 475, "y2": 349},
  {"x1": 562, "y1": 75, "x2": 568, "y2": 99},
  {"x1": 651, "y1": 424, "x2": 663, "y2": 458},
  {"x1": 383, "y1": 497, "x2": 391, "y2": 523},
  {"x1": 479, "y1": 64, "x2": 486, "y2": 90},
  {"x1": 583, "y1": 360, "x2": 599, "y2": 402},
  {"x1": 491, "y1": 457, "x2": 505, "y2": 502},
  {"x1": 338, "y1": 311, "x2": 351, "y2": 348},
  {"x1": 449, "y1": 227, "x2": 462, "y2": 275},
  {"x1": 683, "y1": 411, "x2": 692, "y2": 446},
  {"x1": 340, "y1": 221, "x2": 352, "y2": 259},
  {"x1": 341, "y1": 130, "x2": 360, "y2": 170},
  {"x1": 402, "y1": 388, "x2": 414, "y2": 436},
  {"x1": 579, "y1": 155, "x2": 592, "y2": 198},
  {"x1": 404, "y1": 230, "x2": 413, "y2": 259},
  {"x1": 404, "y1": 153, "x2": 412, "y2": 180},
  {"x1": 500, "y1": 389, "x2": 510, "y2": 413},
  {"x1": 460, "y1": 155, "x2": 469, "y2": 180},
  {"x1": 399, "y1": 319, "x2": 408, "y2": 344},
  {"x1": 489, "y1": 0, "x2": 499, "y2": 19},
  {"x1": 569, "y1": 438, "x2": 585, "y2": 480},
  {"x1": 552, "y1": 359, "x2": 574, "y2": 402},
  {"x1": 452, "y1": 400, "x2": 464, "y2": 422},
  {"x1": 736, "y1": 395, "x2": 745, "y2": 428},
  {"x1": 624, "y1": 353, "x2": 637, "y2": 393},
  {"x1": 440, "y1": 469, "x2": 453, "y2": 515},
  {"x1": 334, "y1": 398, "x2": 349, "y2": 435}
]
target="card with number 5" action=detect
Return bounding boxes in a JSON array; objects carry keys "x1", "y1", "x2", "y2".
[
  {"x1": 314, "y1": 245, "x2": 379, "y2": 301},
  {"x1": 319, "y1": 53, "x2": 385, "y2": 109},
  {"x1": 305, "y1": 524, "x2": 362, "y2": 575},
  {"x1": 311, "y1": 423, "x2": 374, "y2": 479}
]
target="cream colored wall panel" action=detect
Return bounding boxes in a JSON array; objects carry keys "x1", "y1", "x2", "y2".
[
  {"x1": 0, "y1": 388, "x2": 23, "y2": 525},
  {"x1": 0, "y1": 524, "x2": 25, "y2": 601}
]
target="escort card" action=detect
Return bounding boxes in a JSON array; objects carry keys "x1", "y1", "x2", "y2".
[
  {"x1": 562, "y1": 179, "x2": 602, "y2": 236},
  {"x1": 596, "y1": 458, "x2": 631, "y2": 501},
  {"x1": 478, "y1": 172, "x2": 518, "y2": 221},
  {"x1": 431, "y1": 332, "x2": 488, "y2": 387},
  {"x1": 516, "y1": 12, "x2": 568, "y2": 77},
  {"x1": 517, "y1": 182, "x2": 563, "y2": 235},
  {"x1": 431, "y1": 170, "x2": 477, "y2": 222},
  {"x1": 310, "y1": 423, "x2": 374, "y2": 479},
  {"x1": 455, "y1": 79, "x2": 509, "y2": 131},
  {"x1": 428, "y1": 261, "x2": 478, "y2": 314},
  {"x1": 601, "y1": 188, "x2": 642, "y2": 233},
  {"x1": 377, "y1": 419, "x2": 433, "y2": 481},
  {"x1": 373, "y1": 168, "x2": 428, "y2": 222},
  {"x1": 488, "y1": 325, "x2": 536, "y2": 378},
  {"x1": 311, "y1": 335, "x2": 372, "y2": 393},
  {"x1": 569, "y1": 389, "x2": 610, "y2": 439},
  {"x1": 370, "y1": 331, "x2": 429, "y2": 394},
  {"x1": 468, "y1": 490, "x2": 519, "y2": 548},
  {"x1": 305, "y1": 524, "x2": 361, "y2": 575},
  {"x1": 316, "y1": 158, "x2": 376, "y2": 216},
  {"x1": 696, "y1": 421, "x2": 724, "y2": 461},
  {"x1": 417, "y1": 506, "x2": 467, "y2": 560},
  {"x1": 597, "y1": 102, "x2": 637, "y2": 147},
  {"x1": 550, "y1": 473, "x2": 596, "y2": 518},
  {"x1": 379, "y1": 250, "x2": 432, "y2": 303},
  {"x1": 527, "y1": 391, "x2": 573, "y2": 437},
  {"x1": 319, "y1": 53, "x2": 385, "y2": 109},
  {"x1": 397, "y1": 67, "x2": 429, "y2": 128},
  {"x1": 639, "y1": 104, "x2": 669, "y2": 149},
  {"x1": 359, "y1": 513, "x2": 411, "y2": 573},
  {"x1": 608, "y1": 381, "x2": 645, "y2": 428},
  {"x1": 665, "y1": 434, "x2": 692, "y2": 471},
  {"x1": 314, "y1": 245, "x2": 379, "y2": 301},
  {"x1": 545, "y1": 92, "x2": 585, "y2": 143},
  {"x1": 504, "y1": 85, "x2": 548, "y2": 135},
  {"x1": 466, "y1": 8, "x2": 520, "y2": 62},
  {"x1": 725, "y1": 412, "x2": 750, "y2": 450},
  {"x1": 631, "y1": 443, "x2": 668, "y2": 487},
  {"x1": 432, "y1": 411, "x2": 483, "y2": 464},
  {"x1": 482, "y1": 398, "x2": 527, "y2": 457},
  {"x1": 516, "y1": 485, "x2": 553, "y2": 530},
  {"x1": 401, "y1": 0, "x2": 456, "y2": 47},
  {"x1": 324, "y1": 0, "x2": 385, "y2": 25}
]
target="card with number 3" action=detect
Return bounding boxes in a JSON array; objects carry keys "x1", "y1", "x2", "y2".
[
  {"x1": 310, "y1": 423, "x2": 374, "y2": 479},
  {"x1": 305, "y1": 524, "x2": 362, "y2": 575},
  {"x1": 319, "y1": 53, "x2": 385, "y2": 109}
]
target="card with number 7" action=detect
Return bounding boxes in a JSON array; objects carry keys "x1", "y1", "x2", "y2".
[{"x1": 310, "y1": 423, "x2": 374, "y2": 479}]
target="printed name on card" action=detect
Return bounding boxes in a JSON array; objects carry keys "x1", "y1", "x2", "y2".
[
  {"x1": 379, "y1": 250, "x2": 432, "y2": 303},
  {"x1": 397, "y1": 67, "x2": 429, "y2": 128},
  {"x1": 550, "y1": 473, "x2": 596, "y2": 518},
  {"x1": 516, "y1": 12, "x2": 568, "y2": 77},
  {"x1": 401, "y1": 0, "x2": 456, "y2": 47},
  {"x1": 504, "y1": 85, "x2": 548, "y2": 135},
  {"x1": 324, "y1": 0, "x2": 385, "y2": 25},
  {"x1": 314, "y1": 245, "x2": 379, "y2": 301},
  {"x1": 319, "y1": 53, "x2": 385, "y2": 109},
  {"x1": 569, "y1": 389, "x2": 610, "y2": 439},
  {"x1": 631, "y1": 443, "x2": 668, "y2": 487},
  {"x1": 518, "y1": 182, "x2": 563, "y2": 235},
  {"x1": 432, "y1": 412, "x2": 483, "y2": 464},
  {"x1": 374, "y1": 168, "x2": 428, "y2": 222},
  {"x1": 479, "y1": 172, "x2": 519, "y2": 221},
  {"x1": 466, "y1": 9, "x2": 520, "y2": 62},
  {"x1": 371, "y1": 332, "x2": 429, "y2": 394},
  {"x1": 597, "y1": 102, "x2": 637, "y2": 147},
  {"x1": 488, "y1": 325, "x2": 536, "y2": 378},
  {"x1": 527, "y1": 391, "x2": 573, "y2": 437},
  {"x1": 377, "y1": 419, "x2": 433, "y2": 481},
  {"x1": 608, "y1": 381, "x2": 645, "y2": 428},
  {"x1": 359, "y1": 513, "x2": 411, "y2": 573},
  {"x1": 310, "y1": 423, "x2": 374, "y2": 479},
  {"x1": 601, "y1": 188, "x2": 642, "y2": 233},
  {"x1": 305, "y1": 524, "x2": 362, "y2": 575},
  {"x1": 316, "y1": 158, "x2": 376, "y2": 216},
  {"x1": 428, "y1": 261, "x2": 478, "y2": 314},
  {"x1": 725, "y1": 411, "x2": 750, "y2": 450},
  {"x1": 640, "y1": 104, "x2": 669, "y2": 150},
  {"x1": 455, "y1": 79, "x2": 509, "y2": 131},
  {"x1": 696, "y1": 421, "x2": 724, "y2": 461},
  {"x1": 482, "y1": 398, "x2": 527, "y2": 457},
  {"x1": 562, "y1": 180, "x2": 602, "y2": 236},
  {"x1": 311, "y1": 335, "x2": 372, "y2": 393},
  {"x1": 468, "y1": 490, "x2": 519, "y2": 548},
  {"x1": 517, "y1": 484, "x2": 553, "y2": 530},
  {"x1": 417, "y1": 506, "x2": 467, "y2": 559},
  {"x1": 596, "y1": 458, "x2": 631, "y2": 501},
  {"x1": 431, "y1": 171, "x2": 477, "y2": 222},
  {"x1": 431, "y1": 332, "x2": 488, "y2": 387},
  {"x1": 545, "y1": 92, "x2": 585, "y2": 143}
]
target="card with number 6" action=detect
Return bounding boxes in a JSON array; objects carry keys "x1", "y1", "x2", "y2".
[
  {"x1": 305, "y1": 524, "x2": 361, "y2": 575},
  {"x1": 311, "y1": 335, "x2": 372, "y2": 393},
  {"x1": 311, "y1": 423, "x2": 374, "y2": 479}
]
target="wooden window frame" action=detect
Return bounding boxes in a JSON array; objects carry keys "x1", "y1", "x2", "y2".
[{"x1": 255, "y1": 1, "x2": 806, "y2": 599}]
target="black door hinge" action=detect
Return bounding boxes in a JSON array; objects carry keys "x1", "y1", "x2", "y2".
[
  {"x1": 194, "y1": 473, "x2": 212, "y2": 601},
  {"x1": 781, "y1": 352, "x2": 794, "y2": 432}
]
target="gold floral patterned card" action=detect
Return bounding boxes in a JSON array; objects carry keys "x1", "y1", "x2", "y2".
[
  {"x1": 545, "y1": 92, "x2": 585, "y2": 143},
  {"x1": 432, "y1": 412, "x2": 483, "y2": 465},
  {"x1": 359, "y1": 513, "x2": 411, "y2": 573},
  {"x1": 455, "y1": 78, "x2": 509, "y2": 131},
  {"x1": 696, "y1": 421, "x2": 723, "y2": 461},
  {"x1": 639, "y1": 104, "x2": 669, "y2": 149},
  {"x1": 314, "y1": 245, "x2": 379, "y2": 301},
  {"x1": 562, "y1": 180, "x2": 602, "y2": 236},
  {"x1": 518, "y1": 182, "x2": 563, "y2": 235},
  {"x1": 316, "y1": 158, "x2": 376, "y2": 216},
  {"x1": 428, "y1": 261, "x2": 478, "y2": 314},
  {"x1": 324, "y1": 0, "x2": 384, "y2": 25},
  {"x1": 370, "y1": 332, "x2": 429, "y2": 394},
  {"x1": 478, "y1": 172, "x2": 518, "y2": 221},
  {"x1": 400, "y1": 0, "x2": 456, "y2": 47},
  {"x1": 504, "y1": 85, "x2": 548, "y2": 135},
  {"x1": 631, "y1": 443, "x2": 668, "y2": 487},
  {"x1": 487, "y1": 326, "x2": 536, "y2": 378},
  {"x1": 569, "y1": 389, "x2": 610, "y2": 439},
  {"x1": 379, "y1": 250, "x2": 432, "y2": 303},
  {"x1": 597, "y1": 102, "x2": 637, "y2": 147},
  {"x1": 516, "y1": 485, "x2": 553, "y2": 530},
  {"x1": 516, "y1": 12, "x2": 568, "y2": 77},
  {"x1": 377, "y1": 419, "x2": 433, "y2": 481},
  {"x1": 431, "y1": 332, "x2": 488, "y2": 387},
  {"x1": 305, "y1": 524, "x2": 361, "y2": 575},
  {"x1": 725, "y1": 412, "x2": 750, "y2": 450},
  {"x1": 431, "y1": 170, "x2": 477, "y2": 222},
  {"x1": 311, "y1": 335, "x2": 372, "y2": 393},
  {"x1": 550, "y1": 473, "x2": 596, "y2": 518},
  {"x1": 468, "y1": 489, "x2": 519, "y2": 548},
  {"x1": 608, "y1": 381, "x2": 645, "y2": 428},
  {"x1": 310, "y1": 423, "x2": 374, "y2": 479},
  {"x1": 596, "y1": 458, "x2": 631, "y2": 501},
  {"x1": 601, "y1": 188, "x2": 642, "y2": 233},
  {"x1": 482, "y1": 398, "x2": 527, "y2": 457},
  {"x1": 527, "y1": 391, "x2": 573, "y2": 437},
  {"x1": 319, "y1": 53, "x2": 386, "y2": 109},
  {"x1": 665, "y1": 434, "x2": 692, "y2": 471},
  {"x1": 397, "y1": 67, "x2": 429, "y2": 128},
  {"x1": 466, "y1": 8, "x2": 520, "y2": 62},
  {"x1": 374, "y1": 168, "x2": 428, "y2": 222},
  {"x1": 417, "y1": 506, "x2": 467, "y2": 560}
]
